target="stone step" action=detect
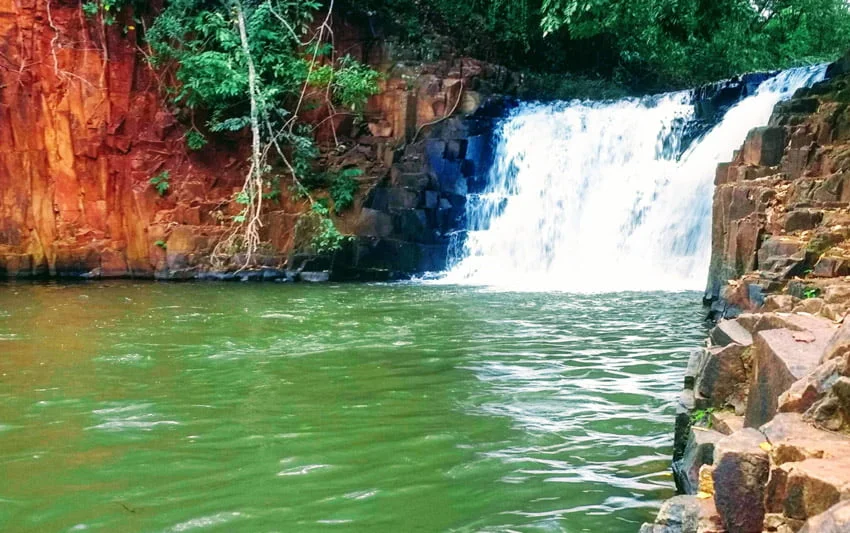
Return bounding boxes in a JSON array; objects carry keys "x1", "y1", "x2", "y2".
[
  {"x1": 771, "y1": 457, "x2": 850, "y2": 523},
  {"x1": 761, "y1": 413, "x2": 850, "y2": 465},
  {"x1": 710, "y1": 319, "x2": 754, "y2": 347},
  {"x1": 745, "y1": 327, "x2": 834, "y2": 428}
]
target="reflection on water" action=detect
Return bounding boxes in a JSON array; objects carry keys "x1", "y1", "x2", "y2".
[{"x1": 0, "y1": 282, "x2": 705, "y2": 532}]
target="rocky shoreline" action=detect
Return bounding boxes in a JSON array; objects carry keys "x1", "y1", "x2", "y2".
[{"x1": 642, "y1": 55, "x2": 850, "y2": 533}]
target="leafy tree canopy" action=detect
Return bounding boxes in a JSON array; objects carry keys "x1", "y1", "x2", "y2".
[{"x1": 340, "y1": 0, "x2": 850, "y2": 91}]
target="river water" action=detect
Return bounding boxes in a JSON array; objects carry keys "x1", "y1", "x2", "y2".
[{"x1": 0, "y1": 282, "x2": 705, "y2": 532}]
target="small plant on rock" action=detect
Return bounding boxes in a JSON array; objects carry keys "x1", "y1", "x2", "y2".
[
  {"x1": 330, "y1": 169, "x2": 362, "y2": 214},
  {"x1": 149, "y1": 171, "x2": 170, "y2": 197},
  {"x1": 690, "y1": 408, "x2": 715, "y2": 429}
]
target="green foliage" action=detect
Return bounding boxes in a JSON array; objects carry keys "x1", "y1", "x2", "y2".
[
  {"x1": 149, "y1": 170, "x2": 170, "y2": 196},
  {"x1": 333, "y1": 56, "x2": 382, "y2": 112},
  {"x1": 691, "y1": 407, "x2": 715, "y2": 428},
  {"x1": 147, "y1": 0, "x2": 379, "y2": 136},
  {"x1": 82, "y1": 0, "x2": 145, "y2": 25},
  {"x1": 329, "y1": 168, "x2": 362, "y2": 213},
  {"x1": 313, "y1": 221, "x2": 348, "y2": 254},
  {"x1": 538, "y1": 0, "x2": 850, "y2": 89},
  {"x1": 350, "y1": 0, "x2": 850, "y2": 92},
  {"x1": 342, "y1": 0, "x2": 538, "y2": 65},
  {"x1": 154, "y1": 240, "x2": 167, "y2": 249},
  {"x1": 185, "y1": 130, "x2": 208, "y2": 151},
  {"x1": 294, "y1": 203, "x2": 349, "y2": 255},
  {"x1": 144, "y1": 0, "x2": 379, "y2": 262},
  {"x1": 803, "y1": 287, "x2": 821, "y2": 299}
]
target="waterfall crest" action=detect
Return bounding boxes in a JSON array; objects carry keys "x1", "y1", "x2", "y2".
[{"x1": 442, "y1": 66, "x2": 828, "y2": 292}]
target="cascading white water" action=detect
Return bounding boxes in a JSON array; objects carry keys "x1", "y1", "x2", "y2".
[{"x1": 443, "y1": 65, "x2": 828, "y2": 292}]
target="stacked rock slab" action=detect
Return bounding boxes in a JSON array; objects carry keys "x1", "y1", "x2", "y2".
[
  {"x1": 646, "y1": 312, "x2": 850, "y2": 532},
  {"x1": 644, "y1": 53, "x2": 850, "y2": 533}
]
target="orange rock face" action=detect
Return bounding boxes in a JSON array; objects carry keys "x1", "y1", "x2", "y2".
[
  {"x1": 0, "y1": 2, "x2": 502, "y2": 279},
  {"x1": 0, "y1": 0, "x2": 249, "y2": 278}
]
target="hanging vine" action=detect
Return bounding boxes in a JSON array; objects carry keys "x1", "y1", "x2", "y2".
[{"x1": 140, "y1": 0, "x2": 380, "y2": 268}]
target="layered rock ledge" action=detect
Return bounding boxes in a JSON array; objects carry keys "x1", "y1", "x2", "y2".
[{"x1": 644, "y1": 54, "x2": 850, "y2": 533}]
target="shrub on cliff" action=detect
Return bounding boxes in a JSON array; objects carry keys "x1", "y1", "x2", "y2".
[{"x1": 139, "y1": 0, "x2": 381, "y2": 263}]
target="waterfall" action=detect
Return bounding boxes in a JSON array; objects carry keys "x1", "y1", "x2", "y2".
[{"x1": 442, "y1": 65, "x2": 827, "y2": 292}]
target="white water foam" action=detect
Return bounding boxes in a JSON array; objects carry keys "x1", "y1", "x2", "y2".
[{"x1": 442, "y1": 66, "x2": 827, "y2": 292}]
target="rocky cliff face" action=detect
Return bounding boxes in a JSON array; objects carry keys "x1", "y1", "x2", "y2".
[
  {"x1": 706, "y1": 60, "x2": 850, "y2": 313},
  {"x1": 0, "y1": 0, "x2": 254, "y2": 278},
  {"x1": 0, "y1": 0, "x2": 508, "y2": 280},
  {"x1": 642, "y1": 56, "x2": 850, "y2": 533}
]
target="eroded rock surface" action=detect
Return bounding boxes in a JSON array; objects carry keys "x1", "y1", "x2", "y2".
[{"x1": 652, "y1": 57, "x2": 850, "y2": 533}]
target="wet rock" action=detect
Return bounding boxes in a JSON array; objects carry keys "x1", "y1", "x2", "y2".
[
  {"x1": 355, "y1": 208, "x2": 394, "y2": 238},
  {"x1": 745, "y1": 327, "x2": 834, "y2": 428},
  {"x1": 710, "y1": 320, "x2": 754, "y2": 348},
  {"x1": 799, "y1": 500, "x2": 850, "y2": 532},
  {"x1": 713, "y1": 428, "x2": 770, "y2": 532},
  {"x1": 387, "y1": 188, "x2": 420, "y2": 210},
  {"x1": 299, "y1": 271, "x2": 331, "y2": 283},
  {"x1": 676, "y1": 389, "x2": 699, "y2": 463},
  {"x1": 686, "y1": 349, "x2": 708, "y2": 390},
  {"x1": 674, "y1": 428, "x2": 726, "y2": 495},
  {"x1": 695, "y1": 344, "x2": 750, "y2": 413}
]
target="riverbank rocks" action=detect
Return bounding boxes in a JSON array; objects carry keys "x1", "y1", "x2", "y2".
[
  {"x1": 639, "y1": 495, "x2": 725, "y2": 533},
  {"x1": 745, "y1": 323, "x2": 835, "y2": 428},
  {"x1": 713, "y1": 428, "x2": 771, "y2": 532},
  {"x1": 799, "y1": 500, "x2": 850, "y2": 532},
  {"x1": 674, "y1": 428, "x2": 726, "y2": 494},
  {"x1": 658, "y1": 55, "x2": 850, "y2": 533},
  {"x1": 695, "y1": 344, "x2": 751, "y2": 413},
  {"x1": 705, "y1": 65, "x2": 850, "y2": 309},
  {"x1": 664, "y1": 311, "x2": 850, "y2": 533}
]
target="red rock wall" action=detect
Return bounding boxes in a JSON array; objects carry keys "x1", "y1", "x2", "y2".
[
  {"x1": 0, "y1": 1, "x2": 506, "y2": 279},
  {"x1": 0, "y1": 0, "x2": 251, "y2": 278}
]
